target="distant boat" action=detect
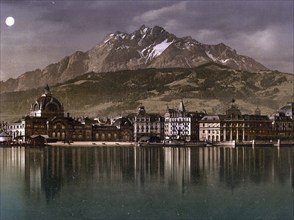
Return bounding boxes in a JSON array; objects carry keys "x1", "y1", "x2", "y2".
[
  {"x1": 206, "y1": 140, "x2": 236, "y2": 147},
  {"x1": 137, "y1": 140, "x2": 206, "y2": 147}
]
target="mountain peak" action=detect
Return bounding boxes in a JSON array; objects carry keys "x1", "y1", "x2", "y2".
[
  {"x1": 138, "y1": 25, "x2": 165, "y2": 32},
  {"x1": 0, "y1": 24, "x2": 269, "y2": 93},
  {"x1": 138, "y1": 24, "x2": 149, "y2": 32}
]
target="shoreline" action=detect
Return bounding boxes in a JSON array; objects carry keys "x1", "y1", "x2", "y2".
[{"x1": 48, "y1": 141, "x2": 136, "y2": 147}]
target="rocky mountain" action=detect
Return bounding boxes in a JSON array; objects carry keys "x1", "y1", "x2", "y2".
[
  {"x1": 0, "y1": 25, "x2": 268, "y2": 93},
  {"x1": 0, "y1": 64, "x2": 292, "y2": 122}
]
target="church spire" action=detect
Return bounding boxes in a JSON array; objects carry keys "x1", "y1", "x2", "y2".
[{"x1": 178, "y1": 99, "x2": 186, "y2": 113}]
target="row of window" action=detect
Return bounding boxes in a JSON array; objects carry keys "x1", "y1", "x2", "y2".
[
  {"x1": 136, "y1": 128, "x2": 161, "y2": 133},
  {"x1": 201, "y1": 123, "x2": 220, "y2": 127},
  {"x1": 52, "y1": 132, "x2": 129, "y2": 140},
  {"x1": 275, "y1": 123, "x2": 292, "y2": 129},
  {"x1": 95, "y1": 133, "x2": 117, "y2": 139},
  {"x1": 10, "y1": 131, "x2": 23, "y2": 138},
  {"x1": 201, "y1": 129, "x2": 271, "y2": 135},
  {"x1": 166, "y1": 118, "x2": 191, "y2": 122},
  {"x1": 7, "y1": 125, "x2": 24, "y2": 129},
  {"x1": 168, "y1": 131, "x2": 190, "y2": 135},
  {"x1": 202, "y1": 130, "x2": 220, "y2": 134},
  {"x1": 135, "y1": 118, "x2": 161, "y2": 122},
  {"x1": 136, "y1": 125, "x2": 159, "y2": 129}
]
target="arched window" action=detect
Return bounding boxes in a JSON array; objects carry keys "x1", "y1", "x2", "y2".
[{"x1": 33, "y1": 103, "x2": 39, "y2": 111}]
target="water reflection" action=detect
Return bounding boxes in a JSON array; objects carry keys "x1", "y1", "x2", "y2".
[{"x1": 1, "y1": 146, "x2": 293, "y2": 201}]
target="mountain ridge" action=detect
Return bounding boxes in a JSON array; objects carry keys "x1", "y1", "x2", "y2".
[
  {"x1": 0, "y1": 64, "x2": 292, "y2": 122},
  {"x1": 1, "y1": 25, "x2": 269, "y2": 93}
]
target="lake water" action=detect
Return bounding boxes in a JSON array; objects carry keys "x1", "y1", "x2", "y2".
[{"x1": 1, "y1": 146, "x2": 293, "y2": 220}]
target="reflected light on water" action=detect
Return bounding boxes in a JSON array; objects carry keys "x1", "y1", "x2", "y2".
[{"x1": 0, "y1": 146, "x2": 293, "y2": 219}]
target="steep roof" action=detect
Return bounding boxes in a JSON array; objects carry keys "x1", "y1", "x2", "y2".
[{"x1": 178, "y1": 100, "x2": 186, "y2": 112}]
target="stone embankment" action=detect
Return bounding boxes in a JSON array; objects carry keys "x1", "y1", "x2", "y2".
[{"x1": 48, "y1": 141, "x2": 135, "y2": 147}]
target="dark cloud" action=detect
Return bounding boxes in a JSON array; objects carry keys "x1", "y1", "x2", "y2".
[{"x1": 0, "y1": 0, "x2": 293, "y2": 80}]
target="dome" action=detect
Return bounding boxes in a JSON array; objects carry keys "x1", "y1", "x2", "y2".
[
  {"x1": 112, "y1": 117, "x2": 132, "y2": 128},
  {"x1": 33, "y1": 96, "x2": 63, "y2": 112},
  {"x1": 137, "y1": 104, "x2": 146, "y2": 115},
  {"x1": 278, "y1": 102, "x2": 293, "y2": 118},
  {"x1": 226, "y1": 99, "x2": 242, "y2": 120},
  {"x1": 30, "y1": 85, "x2": 64, "y2": 118}
]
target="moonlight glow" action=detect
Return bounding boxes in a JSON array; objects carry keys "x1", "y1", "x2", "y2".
[{"x1": 5, "y1": 16, "x2": 15, "y2": 26}]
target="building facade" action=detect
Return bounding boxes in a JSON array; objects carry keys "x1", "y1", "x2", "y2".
[
  {"x1": 6, "y1": 86, "x2": 133, "y2": 143},
  {"x1": 199, "y1": 115, "x2": 225, "y2": 142},
  {"x1": 164, "y1": 100, "x2": 205, "y2": 142},
  {"x1": 199, "y1": 101, "x2": 273, "y2": 142},
  {"x1": 133, "y1": 105, "x2": 164, "y2": 142},
  {"x1": 4, "y1": 85, "x2": 294, "y2": 144}
]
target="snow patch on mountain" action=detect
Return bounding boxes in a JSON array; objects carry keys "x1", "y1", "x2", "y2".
[
  {"x1": 220, "y1": 59, "x2": 230, "y2": 64},
  {"x1": 147, "y1": 39, "x2": 174, "y2": 59},
  {"x1": 205, "y1": 51, "x2": 217, "y2": 62}
]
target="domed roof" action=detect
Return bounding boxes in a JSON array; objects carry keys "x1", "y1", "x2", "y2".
[
  {"x1": 112, "y1": 117, "x2": 132, "y2": 127},
  {"x1": 278, "y1": 102, "x2": 293, "y2": 118},
  {"x1": 137, "y1": 104, "x2": 146, "y2": 115},
  {"x1": 226, "y1": 99, "x2": 242, "y2": 120},
  {"x1": 30, "y1": 85, "x2": 64, "y2": 117},
  {"x1": 34, "y1": 95, "x2": 63, "y2": 112}
]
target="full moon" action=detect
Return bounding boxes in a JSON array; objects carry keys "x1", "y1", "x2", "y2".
[{"x1": 5, "y1": 16, "x2": 15, "y2": 27}]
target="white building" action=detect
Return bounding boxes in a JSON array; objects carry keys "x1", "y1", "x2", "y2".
[
  {"x1": 164, "y1": 100, "x2": 205, "y2": 142},
  {"x1": 199, "y1": 115, "x2": 224, "y2": 142},
  {"x1": 6, "y1": 120, "x2": 26, "y2": 142}
]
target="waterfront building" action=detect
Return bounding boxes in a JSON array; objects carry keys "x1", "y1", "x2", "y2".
[
  {"x1": 222, "y1": 99, "x2": 245, "y2": 142},
  {"x1": 269, "y1": 103, "x2": 294, "y2": 139},
  {"x1": 200, "y1": 101, "x2": 273, "y2": 142},
  {"x1": 222, "y1": 101, "x2": 273, "y2": 142},
  {"x1": 164, "y1": 100, "x2": 205, "y2": 142},
  {"x1": 22, "y1": 85, "x2": 74, "y2": 141},
  {"x1": 92, "y1": 117, "x2": 133, "y2": 142},
  {"x1": 30, "y1": 85, "x2": 64, "y2": 118},
  {"x1": 4, "y1": 84, "x2": 294, "y2": 144},
  {"x1": 133, "y1": 104, "x2": 164, "y2": 142},
  {"x1": 6, "y1": 85, "x2": 133, "y2": 143},
  {"x1": 243, "y1": 114, "x2": 272, "y2": 140},
  {"x1": 271, "y1": 112, "x2": 294, "y2": 139},
  {"x1": 199, "y1": 115, "x2": 225, "y2": 142},
  {"x1": 6, "y1": 120, "x2": 25, "y2": 142}
]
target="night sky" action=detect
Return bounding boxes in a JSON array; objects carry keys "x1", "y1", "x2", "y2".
[{"x1": 1, "y1": 0, "x2": 293, "y2": 81}]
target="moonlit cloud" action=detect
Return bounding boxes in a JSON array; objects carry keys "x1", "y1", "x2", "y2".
[
  {"x1": 241, "y1": 29, "x2": 277, "y2": 54},
  {"x1": 134, "y1": 2, "x2": 187, "y2": 23},
  {"x1": 0, "y1": 0, "x2": 293, "y2": 81}
]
